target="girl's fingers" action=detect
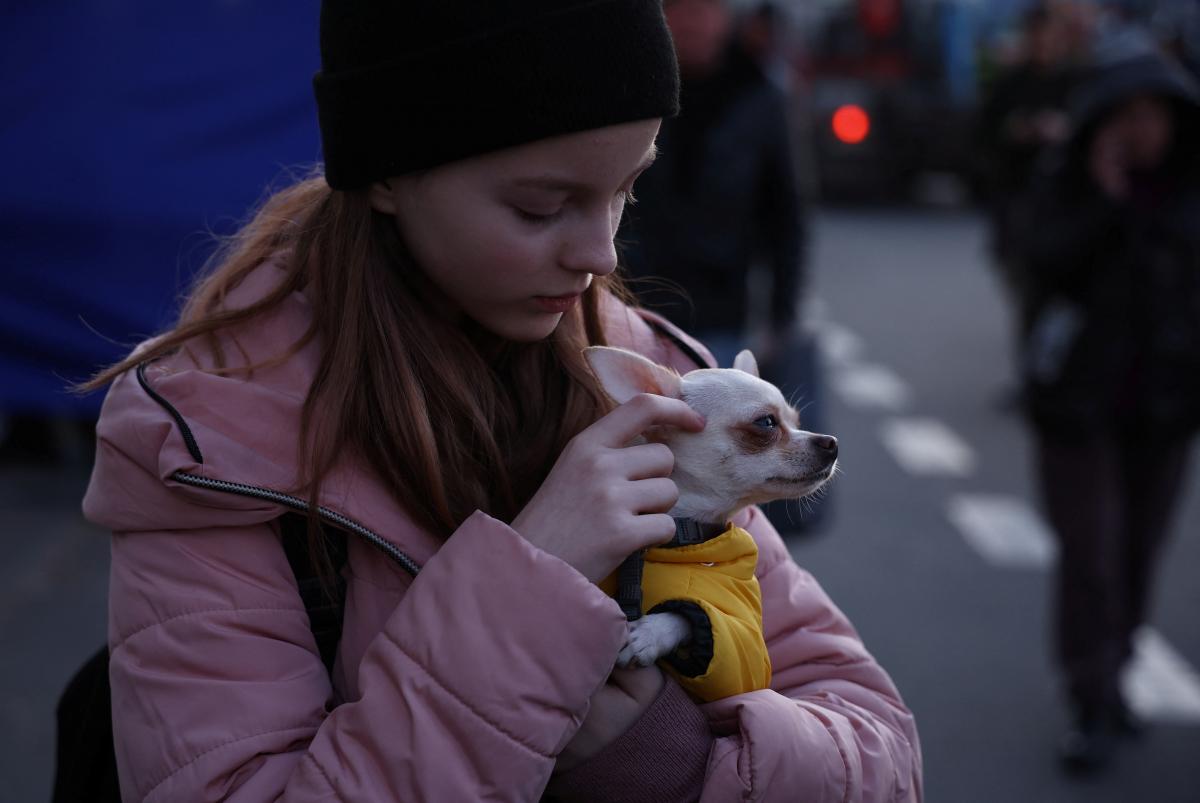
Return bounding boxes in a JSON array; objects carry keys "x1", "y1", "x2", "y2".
[
  {"x1": 621, "y1": 442, "x2": 675, "y2": 480},
  {"x1": 588, "y1": 394, "x2": 705, "y2": 448},
  {"x1": 627, "y1": 477, "x2": 679, "y2": 515},
  {"x1": 624, "y1": 512, "x2": 677, "y2": 548}
]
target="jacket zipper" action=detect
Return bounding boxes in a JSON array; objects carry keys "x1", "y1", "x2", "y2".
[
  {"x1": 136, "y1": 360, "x2": 421, "y2": 577},
  {"x1": 171, "y1": 470, "x2": 421, "y2": 577}
]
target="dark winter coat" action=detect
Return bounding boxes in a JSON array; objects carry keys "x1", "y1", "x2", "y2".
[
  {"x1": 977, "y1": 62, "x2": 1079, "y2": 264},
  {"x1": 1017, "y1": 38, "x2": 1200, "y2": 440},
  {"x1": 619, "y1": 44, "x2": 806, "y2": 334}
]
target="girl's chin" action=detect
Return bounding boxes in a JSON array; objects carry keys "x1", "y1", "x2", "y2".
[{"x1": 475, "y1": 312, "x2": 564, "y2": 344}]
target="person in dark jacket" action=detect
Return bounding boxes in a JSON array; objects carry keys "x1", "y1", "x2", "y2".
[
  {"x1": 1015, "y1": 30, "x2": 1200, "y2": 774},
  {"x1": 619, "y1": 0, "x2": 807, "y2": 370},
  {"x1": 979, "y1": 3, "x2": 1079, "y2": 274},
  {"x1": 619, "y1": 0, "x2": 826, "y2": 535}
]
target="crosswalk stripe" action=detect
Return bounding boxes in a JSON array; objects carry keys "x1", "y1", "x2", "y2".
[
  {"x1": 879, "y1": 417, "x2": 976, "y2": 477},
  {"x1": 1124, "y1": 628, "x2": 1200, "y2": 724},
  {"x1": 943, "y1": 496, "x2": 1200, "y2": 724},
  {"x1": 945, "y1": 494, "x2": 1057, "y2": 569},
  {"x1": 817, "y1": 322, "x2": 865, "y2": 366},
  {"x1": 818, "y1": 314, "x2": 1200, "y2": 728},
  {"x1": 832, "y1": 363, "x2": 911, "y2": 411}
]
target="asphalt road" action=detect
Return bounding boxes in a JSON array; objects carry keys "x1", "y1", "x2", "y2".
[
  {"x1": 786, "y1": 207, "x2": 1200, "y2": 803},
  {"x1": 3, "y1": 206, "x2": 1198, "y2": 801}
]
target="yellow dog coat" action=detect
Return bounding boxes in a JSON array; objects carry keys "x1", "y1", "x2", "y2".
[{"x1": 601, "y1": 525, "x2": 772, "y2": 701}]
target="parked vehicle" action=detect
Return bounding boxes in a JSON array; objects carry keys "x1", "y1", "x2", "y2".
[{"x1": 800, "y1": 0, "x2": 980, "y2": 199}]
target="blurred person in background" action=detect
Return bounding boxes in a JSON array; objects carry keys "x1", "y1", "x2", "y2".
[
  {"x1": 977, "y1": 3, "x2": 1081, "y2": 325},
  {"x1": 738, "y1": 1, "x2": 793, "y2": 92},
  {"x1": 737, "y1": 2, "x2": 822, "y2": 209},
  {"x1": 1014, "y1": 30, "x2": 1200, "y2": 775},
  {"x1": 620, "y1": 0, "x2": 808, "y2": 372},
  {"x1": 620, "y1": 0, "x2": 828, "y2": 534},
  {"x1": 67, "y1": 1, "x2": 922, "y2": 800}
]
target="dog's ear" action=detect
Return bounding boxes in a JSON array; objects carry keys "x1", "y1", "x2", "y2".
[
  {"x1": 733, "y1": 349, "x2": 759, "y2": 378},
  {"x1": 584, "y1": 346, "x2": 682, "y2": 403}
]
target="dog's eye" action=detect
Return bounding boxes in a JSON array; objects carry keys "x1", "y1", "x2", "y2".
[{"x1": 754, "y1": 415, "x2": 778, "y2": 429}]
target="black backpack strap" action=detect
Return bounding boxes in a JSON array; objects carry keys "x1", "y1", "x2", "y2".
[
  {"x1": 278, "y1": 513, "x2": 348, "y2": 675},
  {"x1": 52, "y1": 646, "x2": 122, "y2": 803},
  {"x1": 53, "y1": 517, "x2": 351, "y2": 803}
]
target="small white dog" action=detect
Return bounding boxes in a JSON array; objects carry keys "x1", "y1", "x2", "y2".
[{"x1": 584, "y1": 346, "x2": 839, "y2": 672}]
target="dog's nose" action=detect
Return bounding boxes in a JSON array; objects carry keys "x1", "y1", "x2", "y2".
[{"x1": 813, "y1": 435, "x2": 838, "y2": 459}]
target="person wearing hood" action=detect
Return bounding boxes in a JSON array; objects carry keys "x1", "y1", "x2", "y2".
[{"x1": 1015, "y1": 31, "x2": 1200, "y2": 774}]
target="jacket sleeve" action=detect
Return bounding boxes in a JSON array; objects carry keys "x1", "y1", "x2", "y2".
[
  {"x1": 108, "y1": 511, "x2": 628, "y2": 802},
  {"x1": 696, "y1": 505, "x2": 923, "y2": 802},
  {"x1": 542, "y1": 506, "x2": 922, "y2": 803}
]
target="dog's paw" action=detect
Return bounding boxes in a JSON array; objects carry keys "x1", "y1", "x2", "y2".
[
  {"x1": 615, "y1": 614, "x2": 687, "y2": 668},
  {"x1": 616, "y1": 626, "x2": 660, "y2": 668}
]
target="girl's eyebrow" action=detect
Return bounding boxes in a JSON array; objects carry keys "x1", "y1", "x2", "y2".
[{"x1": 512, "y1": 146, "x2": 658, "y2": 192}]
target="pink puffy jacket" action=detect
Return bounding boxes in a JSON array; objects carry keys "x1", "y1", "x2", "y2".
[{"x1": 84, "y1": 260, "x2": 922, "y2": 802}]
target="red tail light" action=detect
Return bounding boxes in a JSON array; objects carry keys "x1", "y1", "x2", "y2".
[{"x1": 832, "y1": 105, "x2": 870, "y2": 144}]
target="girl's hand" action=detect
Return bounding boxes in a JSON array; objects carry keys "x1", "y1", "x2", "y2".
[
  {"x1": 510, "y1": 393, "x2": 705, "y2": 582},
  {"x1": 554, "y1": 666, "x2": 666, "y2": 774}
]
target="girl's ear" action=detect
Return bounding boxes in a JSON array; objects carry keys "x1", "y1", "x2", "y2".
[
  {"x1": 367, "y1": 178, "x2": 398, "y2": 215},
  {"x1": 584, "y1": 346, "x2": 682, "y2": 403},
  {"x1": 733, "y1": 349, "x2": 759, "y2": 378}
]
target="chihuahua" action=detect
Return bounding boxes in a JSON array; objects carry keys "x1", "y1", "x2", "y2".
[{"x1": 584, "y1": 345, "x2": 839, "y2": 674}]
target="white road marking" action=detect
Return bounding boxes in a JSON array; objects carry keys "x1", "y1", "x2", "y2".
[
  {"x1": 817, "y1": 322, "x2": 865, "y2": 366},
  {"x1": 945, "y1": 494, "x2": 1057, "y2": 569},
  {"x1": 820, "y1": 312, "x2": 1200, "y2": 727},
  {"x1": 803, "y1": 296, "x2": 829, "y2": 325},
  {"x1": 942, "y1": 498, "x2": 1200, "y2": 724},
  {"x1": 832, "y1": 363, "x2": 911, "y2": 411},
  {"x1": 879, "y1": 418, "x2": 976, "y2": 477},
  {"x1": 1123, "y1": 628, "x2": 1200, "y2": 724}
]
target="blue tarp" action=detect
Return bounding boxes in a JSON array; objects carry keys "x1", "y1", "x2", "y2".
[{"x1": 1, "y1": 2, "x2": 322, "y2": 414}]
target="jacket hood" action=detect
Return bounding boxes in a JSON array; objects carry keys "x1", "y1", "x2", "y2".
[
  {"x1": 1068, "y1": 28, "x2": 1200, "y2": 145},
  {"x1": 82, "y1": 256, "x2": 450, "y2": 577}
]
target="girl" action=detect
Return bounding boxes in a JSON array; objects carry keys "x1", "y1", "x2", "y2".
[{"x1": 81, "y1": 2, "x2": 922, "y2": 800}]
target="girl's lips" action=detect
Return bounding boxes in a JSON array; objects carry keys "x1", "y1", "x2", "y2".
[{"x1": 534, "y1": 294, "x2": 580, "y2": 313}]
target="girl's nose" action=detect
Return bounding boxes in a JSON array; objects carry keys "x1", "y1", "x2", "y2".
[{"x1": 561, "y1": 212, "x2": 619, "y2": 276}]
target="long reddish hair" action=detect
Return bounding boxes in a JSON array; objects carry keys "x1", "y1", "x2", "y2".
[{"x1": 82, "y1": 172, "x2": 622, "y2": 541}]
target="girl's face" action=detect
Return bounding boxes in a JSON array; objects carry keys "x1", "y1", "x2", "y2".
[{"x1": 371, "y1": 119, "x2": 661, "y2": 342}]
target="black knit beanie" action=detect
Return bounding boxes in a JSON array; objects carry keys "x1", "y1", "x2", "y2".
[{"x1": 313, "y1": 0, "x2": 681, "y2": 190}]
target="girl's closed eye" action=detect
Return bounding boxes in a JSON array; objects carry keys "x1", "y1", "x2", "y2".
[
  {"x1": 516, "y1": 188, "x2": 638, "y2": 224},
  {"x1": 513, "y1": 204, "x2": 564, "y2": 224},
  {"x1": 509, "y1": 187, "x2": 569, "y2": 224}
]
